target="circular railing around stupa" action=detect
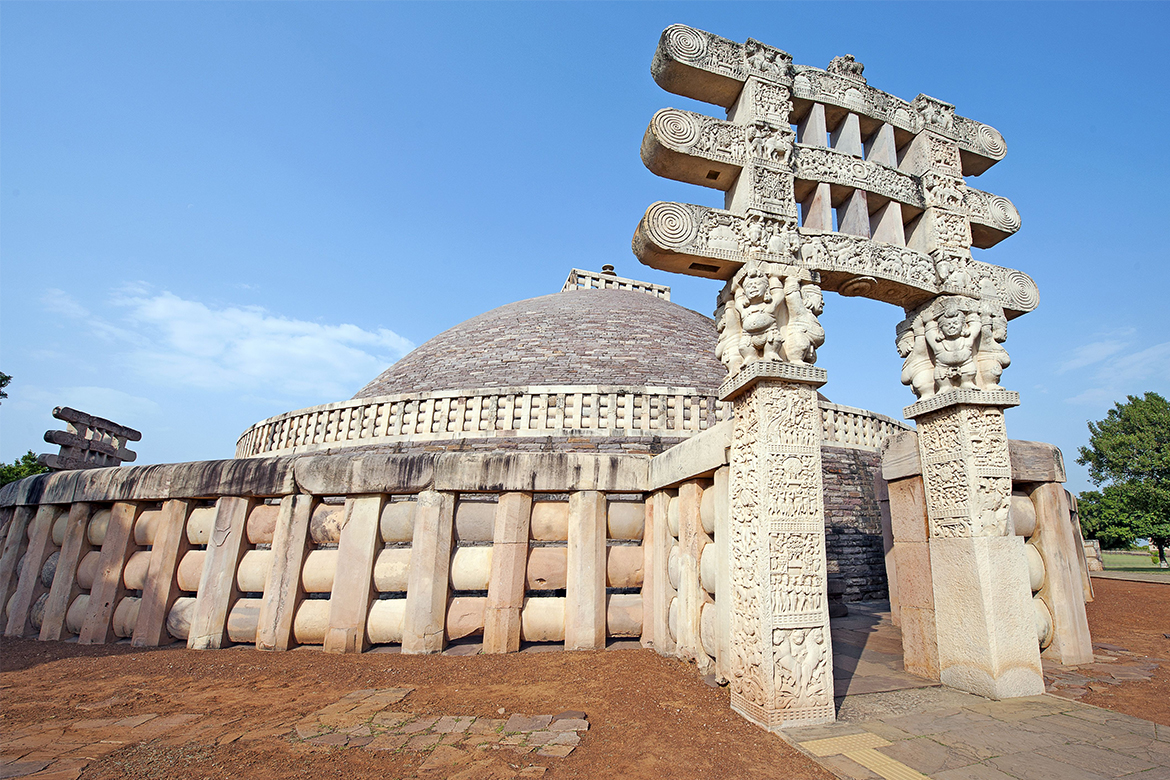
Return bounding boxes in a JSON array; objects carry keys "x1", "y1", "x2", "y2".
[{"x1": 235, "y1": 385, "x2": 910, "y2": 458}]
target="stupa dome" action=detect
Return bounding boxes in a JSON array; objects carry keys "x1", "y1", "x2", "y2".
[{"x1": 354, "y1": 288, "x2": 726, "y2": 398}]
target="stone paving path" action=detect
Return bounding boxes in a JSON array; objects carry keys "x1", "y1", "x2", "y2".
[
  {"x1": 782, "y1": 602, "x2": 1170, "y2": 780},
  {"x1": 0, "y1": 686, "x2": 586, "y2": 779},
  {"x1": 831, "y1": 603, "x2": 937, "y2": 699},
  {"x1": 785, "y1": 687, "x2": 1169, "y2": 780},
  {"x1": 292, "y1": 687, "x2": 587, "y2": 761}
]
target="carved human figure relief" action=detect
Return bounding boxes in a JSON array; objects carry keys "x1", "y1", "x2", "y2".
[
  {"x1": 729, "y1": 400, "x2": 766, "y2": 709},
  {"x1": 780, "y1": 276, "x2": 824, "y2": 366},
  {"x1": 772, "y1": 627, "x2": 832, "y2": 712},
  {"x1": 933, "y1": 252, "x2": 972, "y2": 293},
  {"x1": 896, "y1": 294, "x2": 1013, "y2": 402},
  {"x1": 733, "y1": 262, "x2": 783, "y2": 364},
  {"x1": 897, "y1": 316, "x2": 935, "y2": 400},
  {"x1": 714, "y1": 286, "x2": 744, "y2": 375},
  {"x1": 925, "y1": 299, "x2": 980, "y2": 393},
  {"x1": 975, "y1": 297, "x2": 1011, "y2": 391}
]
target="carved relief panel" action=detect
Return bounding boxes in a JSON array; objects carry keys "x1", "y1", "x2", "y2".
[
  {"x1": 917, "y1": 404, "x2": 1012, "y2": 538},
  {"x1": 728, "y1": 380, "x2": 833, "y2": 728}
]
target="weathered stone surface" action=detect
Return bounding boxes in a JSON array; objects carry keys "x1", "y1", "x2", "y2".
[
  {"x1": 606, "y1": 500, "x2": 645, "y2": 540},
  {"x1": 445, "y1": 596, "x2": 486, "y2": 640},
  {"x1": 520, "y1": 596, "x2": 565, "y2": 643},
  {"x1": 565, "y1": 491, "x2": 606, "y2": 651},
  {"x1": 606, "y1": 545, "x2": 644, "y2": 589},
  {"x1": 435, "y1": 453, "x2": 648, "y2": 493},
  {"x1": 80, "y1": 501, "x2": 144, "y2": 645},
  {"x1": 402, "y1": 491, "x2": 454, "y2": 654},
  {"x1": 728, "y1": 376, "x2": 834, "y2": 730},
  {"x1": 293, "y1": 453, "x2": 434, "y2": 496},
  {"x1": 132, "y1": 499, "x2": 194, "y2": 647},
  {"x1": 40, "y1": 503, "x2": 93, "y2": 641},
  {"x1": 1009, "y1": 440, "x2": 1067, "y2": 484},
  {"x1": 606, "y1": 593, "x2": 642, "y2": 638},
  {"x1": 380, "y1": 501, "x2": 416, "y2": 543},
  {"x1": 530, "y1": 501, "x2": 568, "y2": 541},
  {"x1": 324, "y1": 496, "x2": 385, "y2": 654},
  {"x1": 930, "y1": 535, "x2": 1045, "y2": 698},
  {"x1": 186, "y1": 497, "x2": 251, "y2": 650},
  {"x1": 1028, "y1": 484, "x2": 1093, "y2": 665},
  {"x1": 75, "y1": 459, "x2": 298, "y2": 502},
  {"x1": 5, "y1": 504, "x2": 60, "y2": 638},
  {"x1": 356, "y1": 290, "x2": 726, "y2": 398},
  {"x1": 255, "y1": 495, "x2": 313, "y2": 651},
  {"x1": 484, "y1": 492, "x2": 532, "y2": 654},
  {"x1": 366, "y1": 599, "x2": 406, "y2": 644},
  {"x1": 644, "y1": 490, "x2": 675, "y2": 655},
  {"x1": 454, "y1": 500, "x2": 496, "y2": 542},
  {"x1": 648, "y1": 421, "x2": 730, "y2": 489},
  {"x1": 881, "y1": 431, "x2": 922, "y2": 482}
]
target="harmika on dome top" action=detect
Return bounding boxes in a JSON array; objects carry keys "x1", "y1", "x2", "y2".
[{"x1": 353, "y1": 288, "x2": 727, "y2": 398}]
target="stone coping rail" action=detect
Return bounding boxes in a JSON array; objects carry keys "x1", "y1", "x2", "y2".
[{"x1": 234, "y1": 386, "x2": 910, "y2": 459}]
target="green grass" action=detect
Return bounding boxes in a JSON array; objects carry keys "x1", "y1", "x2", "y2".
[{"x1": 1101, "y1": 550, "x2": 1169, "y2": 574}]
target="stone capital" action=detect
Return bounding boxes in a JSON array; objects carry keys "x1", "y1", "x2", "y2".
[
  {"x1": 719, "y1": 361, "x2": 827, "y2": 401},
  {"x1": 904, "y1": 389, "x2": 1019, "y2": 420}
]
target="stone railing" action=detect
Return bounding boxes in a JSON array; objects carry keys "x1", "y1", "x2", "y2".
[
  {"x1": 236, "y1": 386, "x2": 731, "y2": 458},
  {"x1": 561, "y1": 268, "x2": 672, "y2": 300},
  {"x1": 0, "y1": 452, "x2": 648, "y2": 656},
  {"x1": 819, "y1": 402, "x2": 909, "y2": 451},
  {"x1": 235, "y1": 387, "x2": 910, "y2": 458}
]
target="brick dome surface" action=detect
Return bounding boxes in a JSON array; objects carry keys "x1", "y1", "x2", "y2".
[{"x1": 354, "y1": 289, "x2": 726, "y2": 398}]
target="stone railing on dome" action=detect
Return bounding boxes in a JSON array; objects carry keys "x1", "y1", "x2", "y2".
[
  {"x1": 234, "y1": 387, "x2": 910, "y2": 458},
  {"x1": 819, "y1": 401, "x2": 908, "y2": 451},
  {"x1": 561, "y1": 267, "x2": 672, "y2": 300}
]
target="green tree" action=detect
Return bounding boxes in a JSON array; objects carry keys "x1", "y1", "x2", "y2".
[
  {"x1": 0, "y1": 371, "x2": 9, "y2": 403},
  {"x1": 1077, "y1": 392, "x2": 1170, "y2": 566},
  {"x1": 0, "y1": 451, "x2": 49, "y2": 486}
]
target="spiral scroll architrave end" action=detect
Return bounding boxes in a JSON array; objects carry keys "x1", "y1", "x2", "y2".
[{"x1": 644, "y1": 202, "x2": 699, "y2": 250}]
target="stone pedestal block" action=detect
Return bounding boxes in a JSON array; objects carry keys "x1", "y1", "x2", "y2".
[
  {"x1": 930, "y1": 535, "x2": 1045, "y2": 698},
  {"x1": 911, "y1": 399, "x2": 1044, "y2": 698}
]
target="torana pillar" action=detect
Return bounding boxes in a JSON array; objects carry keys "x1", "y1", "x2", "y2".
[{"x1": 722, "y1": 362, "x2": 835, "y2": 730}]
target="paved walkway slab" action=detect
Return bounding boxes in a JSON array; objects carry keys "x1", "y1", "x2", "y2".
[{"x1": 780, "y1": 603, "x2": 1169, "y2": 780}]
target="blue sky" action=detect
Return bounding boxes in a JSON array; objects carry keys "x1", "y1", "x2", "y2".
[{"x1": 2, "y1": 2, "x2": 1167, "y2": 495}]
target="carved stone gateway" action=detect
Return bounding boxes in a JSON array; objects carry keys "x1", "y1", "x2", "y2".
[{"x1": 634, "y1": 24, "x2": 1050, "y2": 725}]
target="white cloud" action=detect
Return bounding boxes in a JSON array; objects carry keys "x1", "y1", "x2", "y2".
[
  {"x1": 41, "y1": 288, "x2": 90, "y2": 319},
  {"x1": 111, "y1": 289, "x2": 413, "y2": 399},
  {"x1": 1057, "y1": 340, "x2": 1127, "y2": 374},
  {"x1": 38, "y1": 286, "x2": 414, "y2": 402},
  {"x1": 16, "y1": 385, "x2": 160, "y2": 427},
  {"x1": 1064, "y1": 341, "x2": 1170, "y2": 406}
]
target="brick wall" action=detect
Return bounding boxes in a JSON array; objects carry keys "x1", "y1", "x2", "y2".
[
  {"x1": 822, "y1": 446, "x2": 888, "y2": 602},
  {"x1": 355, "y1": 289, "x2": 726, "y2": 398}
]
